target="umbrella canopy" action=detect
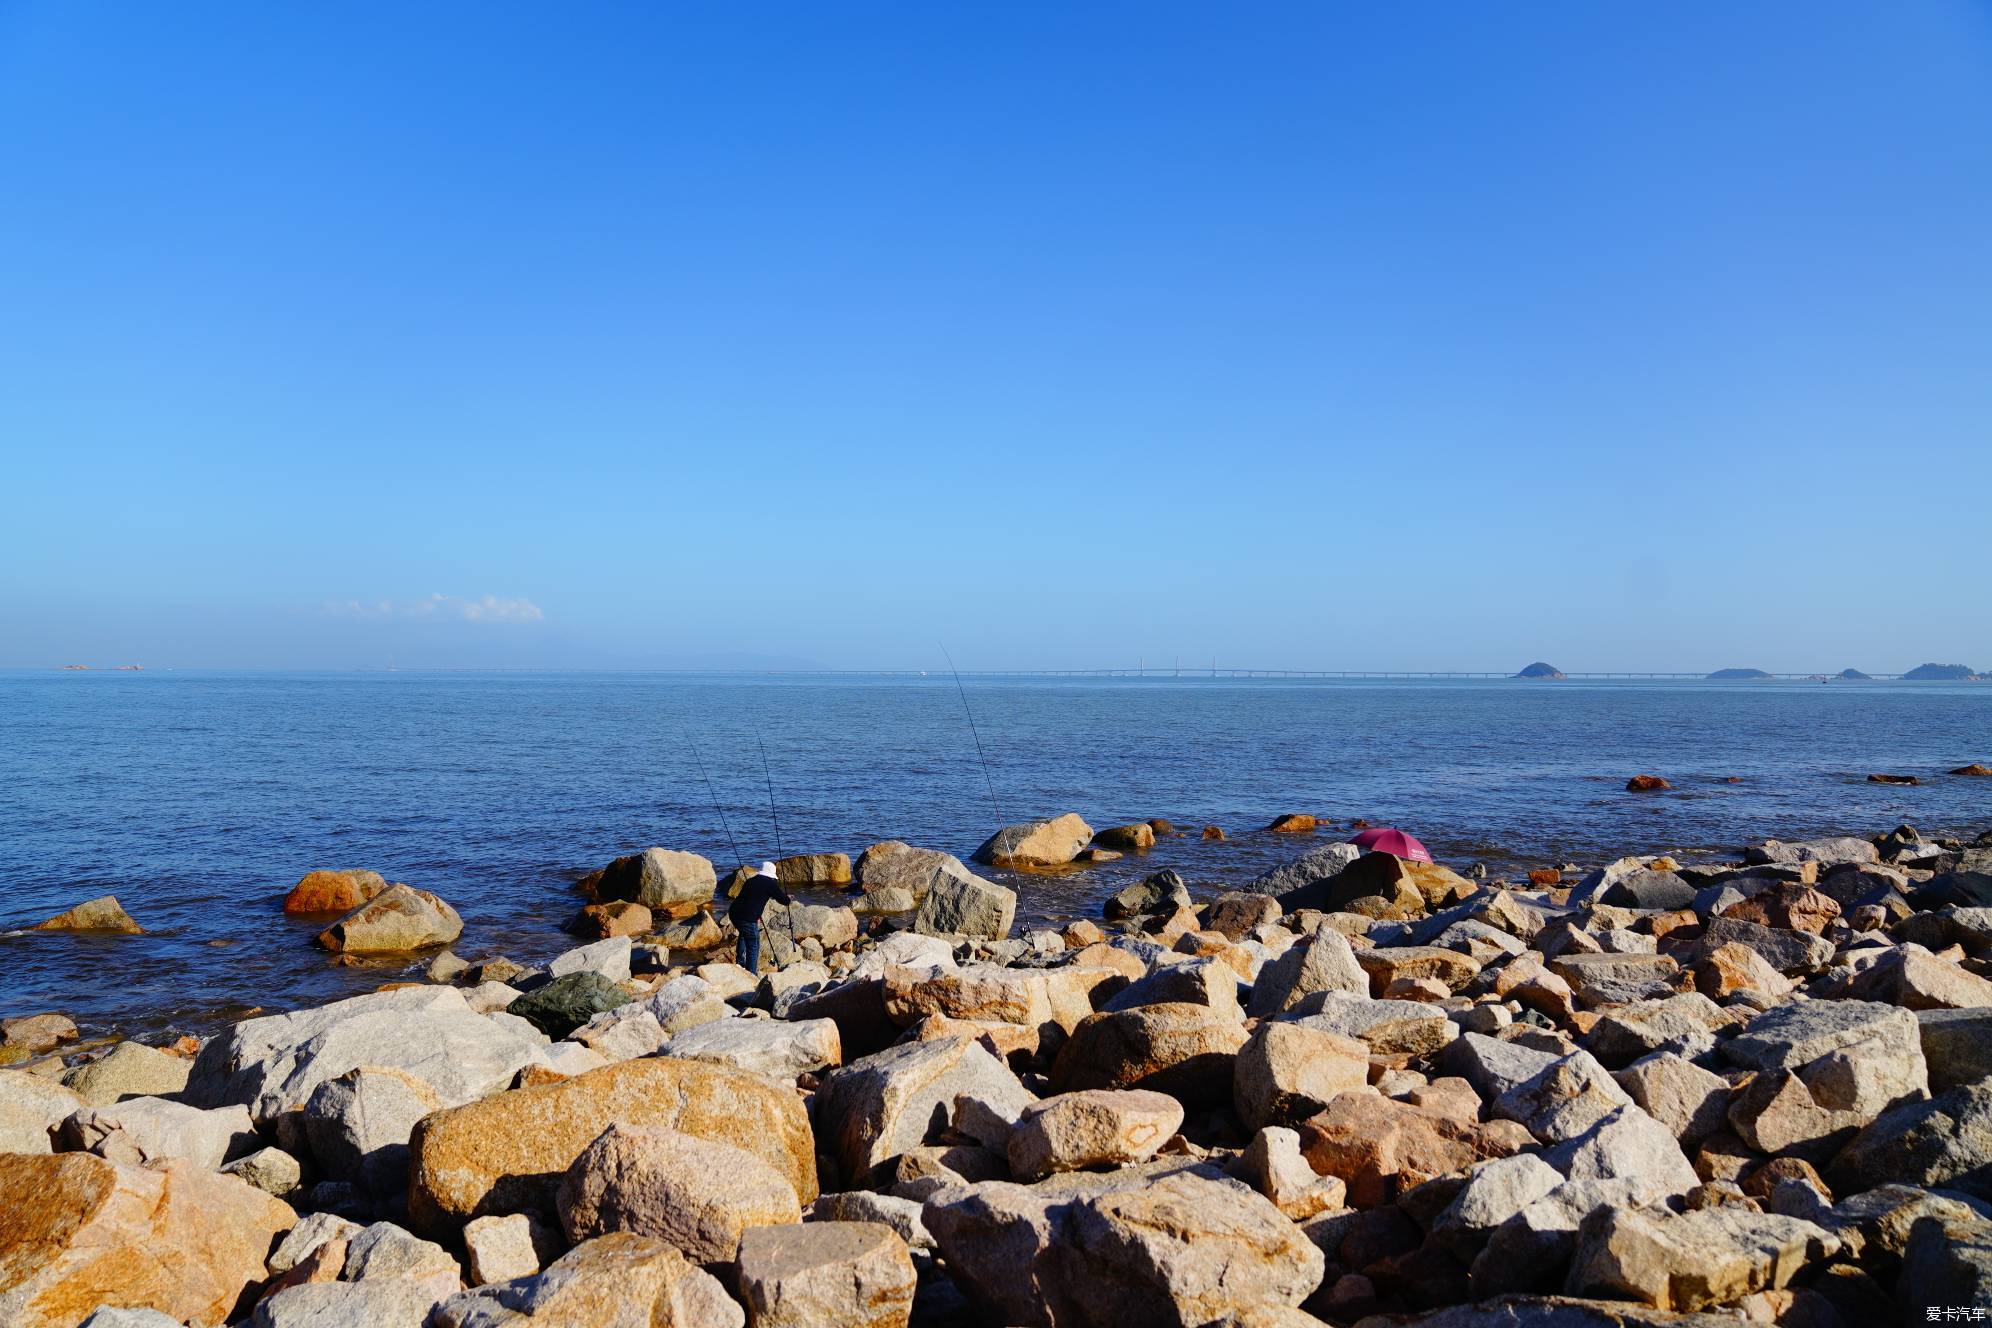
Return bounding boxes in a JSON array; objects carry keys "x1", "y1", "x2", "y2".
[{"x1": 1349, "y1": 827, "x2": 1433, "y2": 863}]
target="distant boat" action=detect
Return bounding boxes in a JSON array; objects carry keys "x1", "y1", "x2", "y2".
[
  {"x1": 59, "y1": 664, "x2": 90, "y2": 671},
  {"x1": 116, "y1": 663, "x2": 144, "y2": 671}
]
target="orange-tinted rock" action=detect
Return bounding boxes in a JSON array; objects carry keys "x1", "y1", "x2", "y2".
[
  {"x1": 1296, "y1": 1091, "x2": 1521, "y2": 1207},
  {"x1": 1718, "y1": 882, "x2": 1840, "y2": 936},
  {"x1": 1201, "y1": 826, "x2": 1226, "y2": 841},
  {"x1": 1951, "y1": 764, "x2": 1992, "y2": 777},
  {"x1": 282, "y1": 869, "x2": 389, "y2": 915},
  {"x1": 1268, "y1": 815, "x2": 1318, "y2": 833},
  {"x1": 1625, "y1": 775, "x2": 1671, "y2": 792},
  {"x1": 574, "y1": 900, "x2": 653, "y2": 939},
  {"x1": 1528, "y1": 869, "x2": 1562, "y2": 886},
  {"x1": 0, "y1": 1153, "x2": 294, "y2": 1328}
]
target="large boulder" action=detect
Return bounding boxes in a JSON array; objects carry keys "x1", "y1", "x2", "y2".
[
  {"x1": 61, "y1": 1042, "x2": 191, "y2": 1106},
  {"x1": 315, "y1": 882, "x2": 463, "y2": 953},
  {"x1": 589, "y1": 848, "x2": 718, "y2": 912},
  {"x1": 282, "y1": 869, "x2": 389, "y2": 915},
  {"x1": 1920, "y1": 1008, "x2": 1992, "y2": 1091},
  {"x1": 924, "y1": 1163, "x2": 1322, "y2": 1327},
  {"x1": 1006, "y1": 1089, "x2": 1184, "y2": 1181},
  {"x1": 186, "y1": 985, "x2": 548, "y2": 1124},
  {"x1": 1245, "y1": 927, "x2": 1367, "y2": 1018},
  {"x1": 1829, "y1": 1079, "x2": 1992, "y2": 1200},
  {"x1": 853, "y1": 841, "x2": 967, "y2": 898},
  {"x1": 57, "y1": 1097, "x2": 256, "y2": 1169},
  {"x1": 775, "y1": 853, "x2": 852, "y2": 887},
  {"x1": 433, "y1": 1232, "x2": 741, "y2": 1328},
  {"x1": 1565, "y1": 1204, "x2": 1839, "y2": 1312},
  {"x1": 0, "y1": 1070, "x2": 85, "y2": 1153},
  {"x1": 659, "y1": 1016, "x2": 841, "y2": 1079},
  {"x1": 509, "y1": 972, "x2": 630, "y2": 1040},
  {"x1": 912, "y1": 865, "x2": 1017, "y2": 940},
  {"x1": 1233, "y1": 1021, "x2": 1370, "y2": 1131},
  {"x1": 409, "y1": 1057, "x2": 816, "y2": 1233},
  {"x1": 1296, "y1": 1091, "x2": 1523, "y2": 1207},
  {"x1": 1050, "y1": 1003, "x2": 1249, "y2": 1106},
  {"x1": 0, "y1": 1153, "x2": 294, "y2": 1328},
  {"x1": 557, "y1": 1123, "x2": 802, "y2": 1261},
  {"x1": 304, "y1": 1065, "x2": 443, "y2": 1196},
  {"x1": 736, "y1": 1221, "x2": 915, "y2": 1328},
  {"x1": 1244, "y1": 844, "x2": 1361, "y2": 897},
  {"x1": 973, "y1": 814, "x2": 1094, "y2": 869},
  {"x1": 816, "y1": 1035, "x2": 1033, "y2": 1180}
]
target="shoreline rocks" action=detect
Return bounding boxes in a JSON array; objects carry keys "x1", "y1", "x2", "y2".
[{"x1": 13, "y1": 811, "x2": 1992, "y2": 1326}]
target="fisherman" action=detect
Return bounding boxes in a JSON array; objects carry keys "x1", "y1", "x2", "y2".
[{"x1": 729, "y1": 860, "x2": 792, "y2": 973}]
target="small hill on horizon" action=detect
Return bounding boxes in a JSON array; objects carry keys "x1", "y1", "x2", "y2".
[
  {"x1": 1514, "y1": 661, "x2": 1565, "y2": 679},
  {"x1": 1708, "y1": 668, "x2": 1774, "y2": 680},
  {"x1": 1837, "y1": 668, "x2": 1873, "y2": 680},
  {"x1": 1903, "y1": 662, "x2": 1979, "y2": 681}
]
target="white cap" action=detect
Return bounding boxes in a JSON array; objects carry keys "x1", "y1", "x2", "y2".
[{"x1": 758, "y1": 861, "x2": 779, "y2": 879}]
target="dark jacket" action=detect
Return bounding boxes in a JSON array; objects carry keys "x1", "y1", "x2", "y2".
[{"x1": 728, "y1": 872, "x2": 792, "y2": 926}]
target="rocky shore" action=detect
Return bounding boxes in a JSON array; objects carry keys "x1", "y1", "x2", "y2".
[{"x1": 4, "y1": 811, "x2": 1992, "y2": 1327}]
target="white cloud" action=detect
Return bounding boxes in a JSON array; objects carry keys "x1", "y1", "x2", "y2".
[{"x1": 323, "y1": 594, "x2": 545, "y2": 624}]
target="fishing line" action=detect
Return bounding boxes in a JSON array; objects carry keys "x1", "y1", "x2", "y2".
[
  {"x1": 754, "y1": 727, "x2": 796, "y2": 951},
  {"x1": 683, "y1": 730, "x2": 747, "y2": 874},
  {"x1": 941, "y1": 642, "x2": 1001, "y2": 824}
]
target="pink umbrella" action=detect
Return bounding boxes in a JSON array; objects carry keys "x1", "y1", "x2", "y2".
[{"x1": 1349, "y1": 827, "x2": 1433, "y2": 863}]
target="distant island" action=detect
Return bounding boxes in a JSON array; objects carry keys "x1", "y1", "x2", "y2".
[
  {"x1": 1707, "y1": 668, "x2": 1773, "y2": 680},
  {"x1": 1513, "y1": 661, "x2": 1565, "y2": 679},
  {"x1": 1903, "y1": 662, "x2": 1979, "y2": 681},
  {"x1": 1837, "y1": 668, "x2": 1873, "y2": 680}
]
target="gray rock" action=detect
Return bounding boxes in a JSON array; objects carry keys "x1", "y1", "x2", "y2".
[
  {"x1": 185, "y1": 985, "x2": 547, "y2": 1124},
  {"x1": 546, "y1": 936, "x2": 632, "y2": 982},
  {"x1": 661, "y1": 1015, "x2": 841, "y2": 1079},
  {"x1": 1102, "y1": 957, "x2": 1241, "y2": 1019},
  {"x1": 1565, "y1": 1204, "x2": 1840, "y2": 1312},
  {"x1": 1829, "y1": 1080, "x2": 1992, "y2": 1200},
  {"x1": 268, "y1": 1211, "x2": 364, "y2": 1275},
  {"x1": 1243, "y1": 844, "x2": 1360, "y2": 896},
  {"x1": 853, "y1": 841, "x2": 967, "y2": 897},
  {"x1": 1493, "y1": 1051, "x2": 1635, "y2": 1143},
  {"x1": 58, "y1": 1097, "x2": 257, "y2": 1169},
  {"x1": 1439, "y1": 1033, "x2": 1560, "y2": 1102},
  {"x1": 1689, "y1": 915, "x2": 1836, "y2": 974},
  {"x1": 816, "y1": 1034, "x2": 1034, "y2": 1179},
  {"x1": 1920, "y1": 1007, "x2": 1992, "y2": 1091},
  {"x1": 1468, "y1": 1177, "x2": 1649, "y2": 1298},
  {"x1": 1900, "y1": 1212, "x2": 1992, "y2": 1325},
  {"x1": 1615, "y1": 1052, "x2": 1731, "y2": 1147},
  {"x1": 1597, "y1": 869, "x2": 1696, "y2": 911},
  {"x1": 1582, "y1": 993, "x2": 1729, "y2": 1069},
  {"x1": 221, "y1": 1145, "x2": 304, "y2": 1195},
  {"x1": 251, "y1": 1275, "x2": 462, "y2": 1328},
  {"x1": 808, "y1": 1189, "x2": 933, "y2": 1251},
  {"x1": 1285, "y1": 992, "x2": 1456, "y2": 1056},
  {"x1": 1103, "y1": 871, "x2": 1192, "y2": 920},
  {"x1": 1431, "y1": 1153, "x2": 1566, "y2": 1256},
  {"x1": 1723, "y1": 998, "x2": 1919, "y2": 1071},
  {"x1": 1245, "y1": 927, "x2": 1367, "y2": 1018},
  {"x1": 1747, "y1": 837, "x2": 1880, "y2": 869},
  {"x1": 343, "y1": 1220, "x2": 461, "y2": 1282},
  {"x1": 432, "y1": 1232, "x2": 742, "y2": 1328},
  {"x1": 304, "y1": 1065, "x2": 442, "y2": 1196},
  {"x1": 76, "y1": 1312, "x2": 184, "y2": 1328},
  {"x1": 912, "y1": 865, "x2": 1017, "y2": 941},
  {"x1": 1541, "y1": 1104, "x2": 1700, "y2": 1203}
]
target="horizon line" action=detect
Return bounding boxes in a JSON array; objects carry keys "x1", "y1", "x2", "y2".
[{"x1": 16, "y1": 664, "x2": 1985, "y2": 682}]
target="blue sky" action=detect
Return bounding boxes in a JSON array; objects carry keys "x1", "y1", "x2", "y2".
[{"x1": 3, "y1": 3, "x2": 1988, "y2": 672}]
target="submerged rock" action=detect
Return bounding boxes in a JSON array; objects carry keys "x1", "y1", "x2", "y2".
[
  {"x1": 973, "y1": 813, "x2": 1094, "y2": 869},
  {"x1": 282, "y1": 868, "x2": 388, "y2": 915},
  {"x1": 315, "y1": 882, "x2": 462, "y2": 953},
  {"x1": 29, "y1": 895, "x2": 141, "y2": 933}
]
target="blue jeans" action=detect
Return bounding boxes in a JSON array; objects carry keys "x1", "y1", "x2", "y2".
[{"x1": 736, "y1": 920, "x2": 761, "y2": 973}]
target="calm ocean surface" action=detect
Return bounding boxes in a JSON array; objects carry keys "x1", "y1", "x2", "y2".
[{"x1": 3, "y1": 670, "x2": 1988, "y2": 1037}]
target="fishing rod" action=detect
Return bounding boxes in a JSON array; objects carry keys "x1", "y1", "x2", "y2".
[
  {"x1": 683, "y1": 730, "x2": 747, "y2": 875},
  {"x1": 941, "y1": 642, "x2": 1001, "y2": 824},
  {"x1": 754, "y1": 727, "x2": 797, "y2": 953}
]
